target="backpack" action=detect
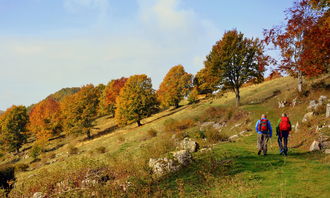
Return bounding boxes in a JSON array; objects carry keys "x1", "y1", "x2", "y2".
[
  {"x1": 258, "y1": 119, "x2": 269, "y2": 132},
  {"x1": 279, "y1": 117, "x2": 291, "y2": 131}
]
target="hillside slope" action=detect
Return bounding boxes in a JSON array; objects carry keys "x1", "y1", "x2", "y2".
[{"x1": 1, "y1": 76, "x2": 330, "y2": 197}]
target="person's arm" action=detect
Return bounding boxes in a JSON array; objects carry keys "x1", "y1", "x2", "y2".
[
  {"x1": 276, "y1": 119, "x2": 281, "y2": 136},
  {"x1": 255, "y1": 120, "x2": 260, "y2": 133},
  {"x1": 268, "y1": 121, "x2": 273, "y2": 137}
]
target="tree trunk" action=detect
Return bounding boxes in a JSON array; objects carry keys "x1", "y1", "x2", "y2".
[
  {"x1": 297, "y1": 70, "x2": 303, "y2": 93},
  {"x1": 235, "y1": 88, "x2": 240, "y2": 107},
  {"x1": 175, "y1": 102, "x2": 180, "y2": 109},
  {"x1": 137, "y1": 120, "x2": 142, "y2": 127},
  {"x1": 86, "y1": 128, "x2": 91, "y2": 139}
]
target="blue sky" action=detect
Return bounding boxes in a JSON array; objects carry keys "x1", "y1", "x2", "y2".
[{"x1": 0, "y1": 0, "x2": 294, "y2": 110}]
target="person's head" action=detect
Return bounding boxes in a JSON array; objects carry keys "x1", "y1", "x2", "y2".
[
  {"x1": 261, "y1": 114, "x2": 267, "y2": 119},
  {"x1": 282, "y1": 113, "x2": 287, "y2": 117}
]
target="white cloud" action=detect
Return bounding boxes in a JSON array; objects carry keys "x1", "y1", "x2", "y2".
[{"x1": 0, "y1": 0, "x2": 221, "y2": 110}]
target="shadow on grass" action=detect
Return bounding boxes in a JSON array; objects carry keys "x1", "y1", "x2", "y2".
[
  {"x1": 138, "y1": 105, "x2": 189, "y2": 127},
  {"x1": 88, "y1": 125, "x2": 118, "y2": 140}
]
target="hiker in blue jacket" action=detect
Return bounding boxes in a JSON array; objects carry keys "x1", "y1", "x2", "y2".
[{"x1": 255, "y1": 114, "x2": 273, "y2": 155}]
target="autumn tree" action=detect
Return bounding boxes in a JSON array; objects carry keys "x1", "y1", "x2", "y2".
[
  {"x1": 0, "y1": 105, "x2": 28, "y2": 153},
  {"x1": 61, "y1": 84, "x2": 100, "y2": 139},
  {"x1": 202, "y1": 30, "x2": 268, "y2": 106},
  {"x1": 28, "y1": 98, "x2": 61, "y2": 141},
  {"x1": 99, "y1": 77, "x2": 127, "y2": 116},
  {"x1": 115, "y1": 74, "x2": 158, "y2": 126},
  {"x1": 157, "y1": 65, "x2": 192, "y2": 108},
  {"x1": 264, "y1": 0, "x2": 329, "y2": 93}
]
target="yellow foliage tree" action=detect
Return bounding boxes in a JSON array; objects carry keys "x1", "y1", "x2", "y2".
[{"x1": 115, "y1": 74, "x2": 158, "y2": 126}]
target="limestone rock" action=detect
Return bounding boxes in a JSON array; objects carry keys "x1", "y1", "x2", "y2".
[
  {"x1": 172, "y1": 150, "x2": 192, "y2": 166},
  {"x1": 149, "y1": 150, "x2": 192, "y2": 177},
  {"x1": 32, "y1": 192, "x2": 45, "y2": 198},
  {"x1": 295, "y1": 121, "x2": 299, "y2": 132},
  {"x1": 326, "y1": 104, "x2": 330, "y2": 118},
  {"x1": 309, "y1": 140, "x2": 320, "y2": 152},
  {"x1": 318, "y1": 95, "x2": 328, "y2": 104},
  {"x1": 278, "y1": 100, "x2": 287, "y2": 108},
  {"x1": 180, "y1": 138, "x2": 199, "y2": 152},
  {"x1": 292, "y1": 97, "x2": 298, "y2": 107},
  {"x1": 320, "y1": 141, "x2": 330, "y2": 149},
  {"x1": 307, "y1": 100, "x2": 318, "y2": 111},
  {"x1": 228, "y1": 135, "x2": 239, "y2": 142},
  {"x1": 200, "y1": 121, "x2": 215, "y2": 131},
  {"x1": 324, "y1": 149, "x2": 330, "y2": 154},
  {"x1": 302, "y1": 112, "x2": 314, "y2": 123}
]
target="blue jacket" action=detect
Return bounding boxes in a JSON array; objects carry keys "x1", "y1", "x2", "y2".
[{"x1": 255, "y1": 119, "x2": 273, "y2": 137}]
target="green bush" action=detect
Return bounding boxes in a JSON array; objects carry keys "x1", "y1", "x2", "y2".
[
  {"x1": 205, "y1": 127, "x2": 228, "y2": 143},
  {"x1": 67, "y1": 145, "x2": 79, "y2": 155},
  {"x1": 30, "y1": 145, "x2": 43, "y2": 160},
  {"x1": 164, "y1": 118, "x2": 195, "y2": 133},
  {"x1": 15, "y1": 163, "x2": 29, "y2": 172},
  {"x1": 147, "y1": 128, "x2": 158, "y2": 138},
  {"x1": 96, "y1": 146, "x2": 107, "y2": 154}
]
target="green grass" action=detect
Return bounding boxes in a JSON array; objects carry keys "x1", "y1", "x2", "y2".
[{"x1": 2, "y1": 76, "x2": 330, "y2": 197}]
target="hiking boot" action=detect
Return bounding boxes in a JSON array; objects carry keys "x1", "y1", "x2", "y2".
[{"x1": 280, "y1": 150, "x2": 284, "y2": 155}]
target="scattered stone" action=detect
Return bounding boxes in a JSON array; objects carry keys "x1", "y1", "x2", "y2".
[
  {"x1": 318, "y1": 96, "x2": 328, "y2": 104},
  {"x1": 200, "y1": 121, "x2": 215, "y2": 131},
  {"x1": 172, "y1": 150, "x2": 192, "y2": 166},
  {"x1": 292, "y1": 97, "x2": 298, "y2": 107},
  {"x1": 239, "y1": 130, "x2": 248, "y2": 136},
  {"x1": 295, "y1": 121, "x2": 299, "y2": 132},
  {"x1": 307, "y1": 100, "x2": 318, "y2": 111},
  {"x1": 32, "y1": 192, "x2": 45, "y2": 198},
  {"x1": 228, "y1": 135, "x2": 239, "y2": 142},
  {"x1": 309, "y1": 140, "x2": 321, "y2": 152},
  {"x1": 149, "y1": 150, "x2": 192, "y2": 177},
  {"x1": 278, "y1": 100, "x2": 287, "y2": 108},
  {"x1": 302, "y1": 112, "x2": 314, "y2": 123},
  {"x1": 326, "y1": 104, "x2": 330, "y2": 118},
  {"x1": 180, "y1": 138, "x2": 199, "y2": 152},
  {"x1": 320, "y1": 141, "x2": 330, "y2": 150},
  {"x1": 324, "y1": 149, "x2": 330, "y2": 154}
]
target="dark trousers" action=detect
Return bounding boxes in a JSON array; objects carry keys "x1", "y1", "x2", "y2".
[{"x1": 278, "y1": 131, "x2": 289, "y2": 154}]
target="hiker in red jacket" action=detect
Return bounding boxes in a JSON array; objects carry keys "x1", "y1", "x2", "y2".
[{"x1": 276, "y1": 113, "x2": 292, "y2": 156}]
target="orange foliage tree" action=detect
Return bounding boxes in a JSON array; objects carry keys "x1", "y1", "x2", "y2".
[
  {"x1": 157, "y1": 65, "x2": 192, "y2": 108},
  {"x1": 28, "y1": 98, "x2": 61, "y2": 141},
  {"x1": 264, "y1": 0, "x2": 329, "y2": 93},
  {"x1": 115, "y1": 74, "x2": 158, "y2": 126},
  {"x1": 99, "y1": 77, "x2": 127, "y2": 116}
]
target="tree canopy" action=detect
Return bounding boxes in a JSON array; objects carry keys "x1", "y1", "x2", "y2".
[
  {"x1": 61, "y1": 84, "x2": 100, "y2": 138},
  {"x1": 99, "y1": 77, "x2": 128, "y2": 116},
  {"x1": 115, "y1": 74, "x2": 158, "y2": 126},
  {"x1": 0, "y1": 105, "x2": 28, "y2": 152},
  {"x1": 28, "y1": 98, "x2": 61, "y2": 141},
  {"x1": 200, "y1": 29, "x2": 267, "y2": 106},
  {"x1": 157, "y1": 65, "x2": 192, "y2": 108}
]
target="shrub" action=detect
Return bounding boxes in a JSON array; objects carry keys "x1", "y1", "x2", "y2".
[
  {"x1": 147, "y1": 128, "x2": 158, "y2": 138},
  {"x1": 67, "y1": 145, "x2": 79, "y2": 155},
  {"x1": 96, "y1": 146, "x2": 107, "y2": 154},
  {"x1": 118, "y1": 136, "x2": 125, "y2": 143},
  {"x1": 15, "y1": 163, "x2": 29, "y2": 172},
  {"x1": 163, "y1": 118, "x2": 195, "y2": 133},
  {"x1": 205, "y1": 127, "x2": 228, "y2": 143},
  {"x1": 30, "y1": 145, "x2": 43, "y2": 160},
  {"x1": 0, "y1": 164, "x2": 14, "y2": 189}
]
